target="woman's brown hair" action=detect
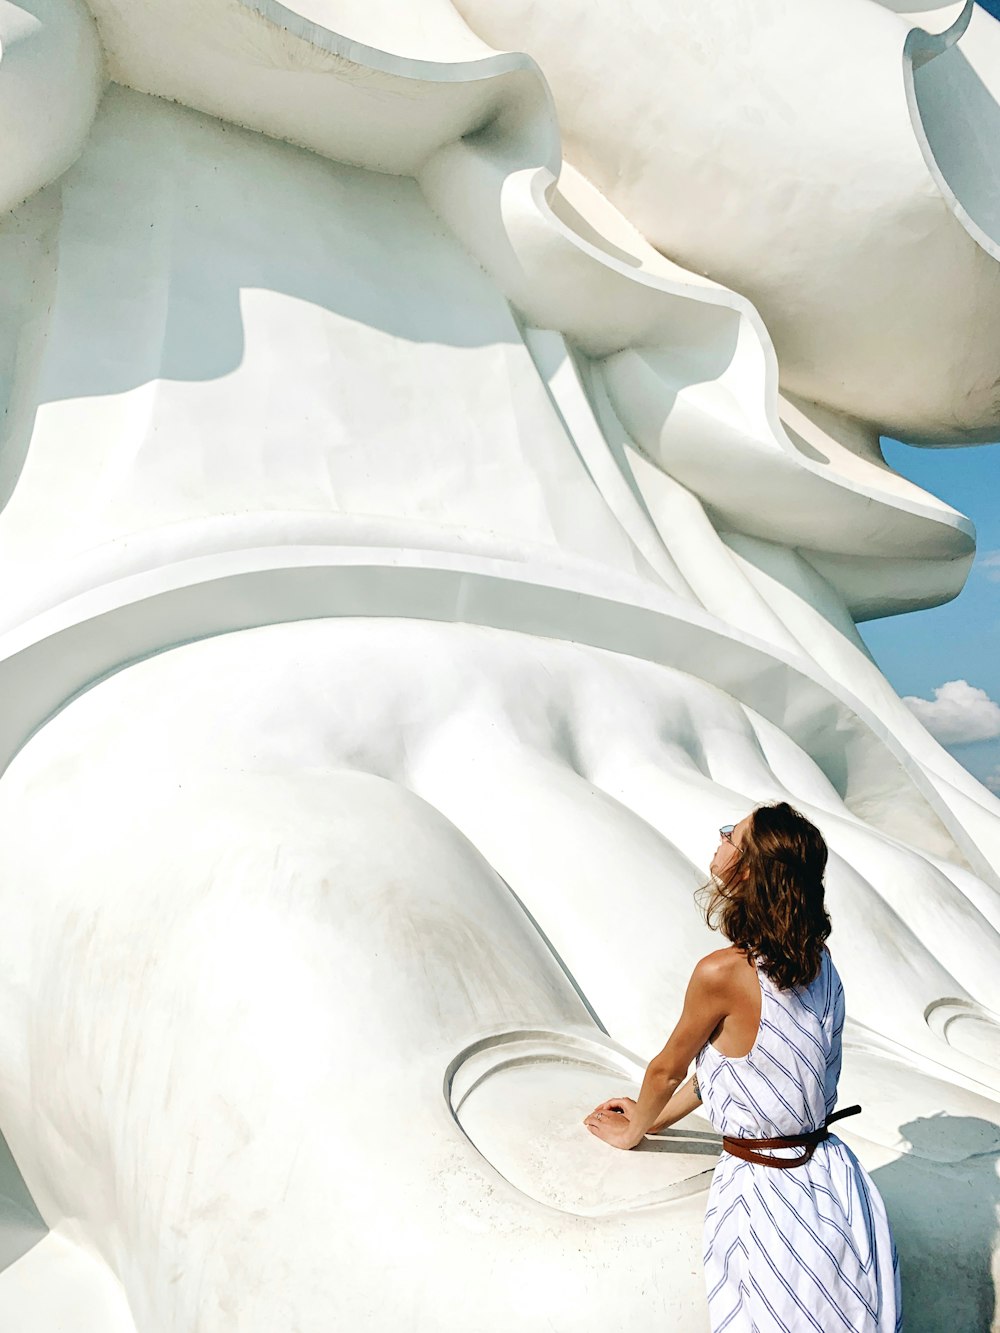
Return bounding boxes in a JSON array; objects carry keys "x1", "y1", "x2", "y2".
[{"x1": 702, "y1": 802, "x2": 831, "y2": 990}]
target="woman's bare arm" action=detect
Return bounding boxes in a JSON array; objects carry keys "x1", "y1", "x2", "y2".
[
  {"x1": 650, "y1": 1074, "x2": 702, "y2": 1131},
  {"x1": 584, "y1": 951, "x2": 733, "y2": 1149}
]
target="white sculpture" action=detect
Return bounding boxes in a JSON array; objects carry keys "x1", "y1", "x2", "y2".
[{"x1": 0, "y1": 0, "x2": 998, "y2": 1328}]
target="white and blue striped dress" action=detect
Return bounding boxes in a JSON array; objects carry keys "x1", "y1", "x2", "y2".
[{"x1": 695, "y1": 950, "x2": 901, "y2": 1332}]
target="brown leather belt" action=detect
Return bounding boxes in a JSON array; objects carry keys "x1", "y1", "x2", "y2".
[{"x1": 722, "y1": 1104, "x2": 862, "y2": 1169}]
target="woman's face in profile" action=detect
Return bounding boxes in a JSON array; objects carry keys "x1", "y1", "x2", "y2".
[{"x1": 711, "y1": 814, "x2": 749, "y2": 881}]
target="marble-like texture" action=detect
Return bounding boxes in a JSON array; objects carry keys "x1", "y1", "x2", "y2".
[{"x1": 0, "y1": 2, "x2": 998, "y2": 1329}]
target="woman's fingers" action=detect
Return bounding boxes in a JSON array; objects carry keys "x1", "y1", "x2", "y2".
[
  {"x1": 604, "y1": 1098, "x2": 634, "y2": 1114},
  {"x1": 584, "y1": 1096, "x2": 633, "y2": 1120},
  {"x1": 583, "y1": 1099, "x2": 634, "y2": 1131}
]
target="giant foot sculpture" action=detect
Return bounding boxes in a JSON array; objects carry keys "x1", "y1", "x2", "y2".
[
  {"x1": 1, "y1": 620, "x2": 999, "y2": 1330},
  {"x1": 0, "y1": 0, "x2": 999, "y2": 1329}
]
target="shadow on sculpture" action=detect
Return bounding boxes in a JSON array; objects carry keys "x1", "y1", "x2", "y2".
[
  {"x1": 872, "y1": 1115, "x2": 1000, "y2": 1333},
  {"x1": 913, "y1": 41, "x2": 1000, "y2": 261},
  {"x1": 0, "y1": 1127, "x2": 47, "y2": 1274},
  {"x1": 0, "y1": 87, "x2": 525, "y2": 521},
  {"x1": 639, "y1": 1127, "x2": 720, "y2": 1155}
]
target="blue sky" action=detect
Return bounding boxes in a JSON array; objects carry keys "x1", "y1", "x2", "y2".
[{"x1": 858, "y1": 438, "x2": 1000, "y2": 789}]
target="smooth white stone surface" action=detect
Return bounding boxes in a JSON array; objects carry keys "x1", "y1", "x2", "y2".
[{"x1": 0, "y1": 2, "x2": 998, "y2": 1328}]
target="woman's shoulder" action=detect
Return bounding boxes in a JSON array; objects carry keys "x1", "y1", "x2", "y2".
[{"x1": 692, "y1": 946, "x2": 755, "y2": 990}]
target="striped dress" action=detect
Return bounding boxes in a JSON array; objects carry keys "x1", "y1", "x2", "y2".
[{"x1": 695, "y1": 950, "x2": 901, "y2": 1332}]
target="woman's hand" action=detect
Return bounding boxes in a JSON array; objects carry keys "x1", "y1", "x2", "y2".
[
  {"x1": 583, "y1": 1097, "x2": 643, "y2": 1150},
  {"x1": 588, "y1": 1096, "x2": 637, "y2": 1119}
]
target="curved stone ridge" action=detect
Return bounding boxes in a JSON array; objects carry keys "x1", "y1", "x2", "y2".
[
  {"x1": 905, "y1": 1, "x2": 1000, "y2": 266},
  {"x1": 447, "y1": 1030, "x2": 718, "y2": 1215},
  {"x1": 0, "y1": 0, "x2": 104, "y2": 213}
]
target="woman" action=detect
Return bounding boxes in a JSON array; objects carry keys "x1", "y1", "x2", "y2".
[{"x1": 585, "y1": 802, "x2": 901, "y2": 1332}]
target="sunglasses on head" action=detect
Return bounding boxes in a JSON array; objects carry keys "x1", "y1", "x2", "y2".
[{"x1": 719, "y1": 824, "x2": 736, "y2": 845}]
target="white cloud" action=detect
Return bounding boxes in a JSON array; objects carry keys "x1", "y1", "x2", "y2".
[
  {"x1": 903, "y1": 679, "x2": 1000, "y2": 746},
  {"x1": 985, "y1": 769, "x2": 1000, "y2": 795},
  {"x1": 978, "y1": 551, "x2": 1000, "y2": 583}
]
